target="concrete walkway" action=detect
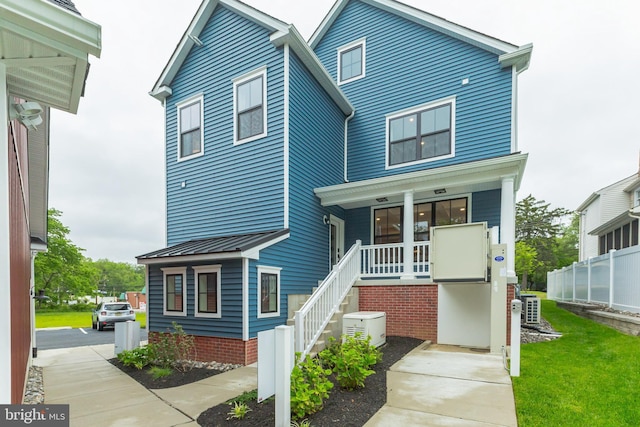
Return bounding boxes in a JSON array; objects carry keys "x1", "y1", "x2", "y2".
[
  {"x1": 34, "y1": 344, "x2": 257, "y2": 427},
  {"x1": 35, "y1": 341, "x2": 516, "y2": 426},
  {"x1": 365, "y1": 343, "x2": 517, "y2": 426}
]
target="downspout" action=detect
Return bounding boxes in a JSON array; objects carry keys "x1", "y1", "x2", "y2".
[{"x1": 343, "y1": 111, "x2": 355, "y2": 183}]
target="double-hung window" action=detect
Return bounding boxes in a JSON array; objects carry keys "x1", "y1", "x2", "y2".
[
  {"x1": 257, "y1": 266, "x2": 280, "y2": 318},
  {"x1": 337, "y1": 38, "x2": 366, "y2": 85},
  {"x1": 176, "y1": 95, "x2": 204, "y2": 160},
  {"x1": 387, "y1": 98, "x2": 455, "y2": 168},
  {"x1": 162, "y1": 267, "x2": 187, "y2": 316},
  {"x1": 193, "y1": 265, "x2": 221, "y2": 318},
  {"x1": 234, "y1": 67, "x2": 267, "y2": 144}
]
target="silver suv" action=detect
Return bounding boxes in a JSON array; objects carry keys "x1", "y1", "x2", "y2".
[{"x1": 92, "y1": 302, "x2": 135, "y2": 331}]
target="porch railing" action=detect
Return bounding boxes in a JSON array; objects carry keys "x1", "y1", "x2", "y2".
[
  {"x1": 360, "y1": 241, "x2": 430, "y2": 276},
  {"x1": 294, "y1": 240, "x2": 362, "y2": 359}
]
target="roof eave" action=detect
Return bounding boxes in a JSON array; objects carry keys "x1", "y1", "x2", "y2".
[
  {"x1": 270, "y1": 26, "x2": 354, "y2": 115},
  {"x1": 498, "y1": 43, "x2": 533, "y2": 73},
  {"x1": 576, "y1": 193, "x2": 600, "y2": 212}
]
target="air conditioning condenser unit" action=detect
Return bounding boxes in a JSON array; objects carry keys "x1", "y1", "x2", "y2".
[{"x1": 342, "y1": 311, "x2": 386, "y2": 347}]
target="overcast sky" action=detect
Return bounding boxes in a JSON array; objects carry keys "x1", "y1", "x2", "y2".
[{"x1": 48, "y1": 0, "x2": 640, "y2": 263}]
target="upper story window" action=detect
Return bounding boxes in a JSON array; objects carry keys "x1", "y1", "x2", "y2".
[
  {"x1": 337, "y1": 38, "x2": 366, "y2": 85},
  {"x1": 233, "y1": 66, "x2": 267, "y2": 145},
  {"x1": 193, "y1": 265, "x2": 221, "y2": 318},
  {"x1": 161, "y1": 267, "x2": 187, "y2": 316},
  {"x1": 257, "y1": 265, "x2": 280, "y2": 318},
  {"x1": 176, "y1": 95, "x2": 204, "y2": 161},
  {"x1": 386, "y1": 97, "x2": 456, "y2": 168},
  {"x1": 635, "y1": 188, "x2": 640, "y2": 207}
]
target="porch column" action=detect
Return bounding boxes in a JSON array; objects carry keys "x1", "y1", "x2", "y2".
[
  {"x1": 500, "y1": 175, "x2": 517, "y2": 283},
  {"x1": 401, "y1": 190, "x2": 414, "y2": 280}
]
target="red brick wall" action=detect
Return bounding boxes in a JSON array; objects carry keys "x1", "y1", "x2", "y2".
[
  {"x1": 149, "y1": 332, "x2": 258, "y2": 365},
  {"x1": 357, "y1": 284, "x2": 438, "y2": 342}
]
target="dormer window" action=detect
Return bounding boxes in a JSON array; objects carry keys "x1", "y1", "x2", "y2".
[
  {"x1": 337, "y1": 38, "x2": 366, "y2": 85},
  {"x1": 233, "y1": 66, "x2": 267, "y2": 144},
  {"x1": 176, "y1": 95, "x2": 204, "y2": 161}
]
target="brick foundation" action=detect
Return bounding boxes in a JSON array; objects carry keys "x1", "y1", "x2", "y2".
[
  {"x1": 357, "y1": 284, "x2": 438, "y2": 342},
  {"x1": 149, "y1": 332, "x2": 258, "y2": 365}
]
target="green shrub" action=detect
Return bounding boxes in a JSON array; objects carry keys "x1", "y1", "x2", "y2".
[
  {"x1": 151, "y1": 322, "x2": 195, "y2": 371},
  {"x1": 117, "y1": 346, "x2": 153, "y2": 370},
  {"x1": 226, "y1": 401, "x2": 251, "y2": 420},
  {"x1": 69, "y1": 302, "x2": 95, "y2": 312},
  {"x1": 148, "y1": 366, "x2": 173, "y2": 380},
  {"x1": 225, "y1": 389, "x2": 258, "y2": 405},
  {"x1": 319, "y1": 334, "x2": 381, "y2": 390},
  {"x1": 290, "y1": 353, "x2": 333, "y2": 420}
]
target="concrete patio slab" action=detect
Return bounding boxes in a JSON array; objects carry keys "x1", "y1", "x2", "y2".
[{"x1": 364, "y1": 405, "x2": 503, "y2": 426}]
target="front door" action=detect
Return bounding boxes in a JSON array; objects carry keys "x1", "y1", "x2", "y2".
[{"x1": 329, "y1": 215, "x2": 345, "y2": 268}]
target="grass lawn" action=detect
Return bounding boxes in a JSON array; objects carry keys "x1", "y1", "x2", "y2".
[
  {"x1": 513, "y1": 299, "x2": 640, "y2": 426},
  {"x1": 36, "y1": 311, "x2": 146, "y2": 329}
]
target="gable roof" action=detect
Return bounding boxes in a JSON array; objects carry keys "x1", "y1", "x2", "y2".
[
  {"x1": 309, "y1": 0, "x2": 532, "y2": 72},
  {"x1": 47, "y1": 0, "x2": 80, "y2": 15},
  {"x1": 150, "y1": 0, "x2": 353, "y2": 114},
  {"x1": 577, "y1": 173, "x2": 638, "y2": 212},
  {"x1": 137, "y1": 229, "x2": 290, "y2": 264}
]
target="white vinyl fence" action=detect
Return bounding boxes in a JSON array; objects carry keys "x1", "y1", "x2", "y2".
[{"x1": 547, "y1": 246, "x2": 640, "y2": 313}]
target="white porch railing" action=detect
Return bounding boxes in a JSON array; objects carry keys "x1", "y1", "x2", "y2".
[
  {"x1": 360, "y1": 241, "x2": 430, "y2": 276},
  {"x1": 547, "y1": 246, "x2": 640, "y2": 313},
  {"x1": 294, "y1": 240, "x2": 362, "y2": 359}
]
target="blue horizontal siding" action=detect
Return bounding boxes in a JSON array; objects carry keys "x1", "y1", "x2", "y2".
[
  {"x1": 247, "y1": 50, "x2": 347, "y2": 338},
  {"x1": 147, "y1": 260, "x2": 243, "y2": 338},
  {"x1": 472, "y1": 189, "x2": 501, "y2": 229},
  {"x1": 165, "y1": 5, "x2": 285, "y2": 245},
  {"x1": 313, "y1": 0, "x2": 514, "y2": 182},
  {"x1": 346, "y1": 207, "x2": 371, "y2": 246}
]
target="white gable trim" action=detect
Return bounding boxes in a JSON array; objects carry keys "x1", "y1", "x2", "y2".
[{"x1": 310, "y1": 0, "x2": 526, "y2": 57}]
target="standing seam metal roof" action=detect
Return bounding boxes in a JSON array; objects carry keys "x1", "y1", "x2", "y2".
[
  {"x1": 137, "y1": 229, "x2": 289, "y2": 260},
  {"x1": 47, "y1": 0, "x2": 81, "y2": 15}
]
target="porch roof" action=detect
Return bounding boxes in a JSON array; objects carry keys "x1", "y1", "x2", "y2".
[
  {"x1": 314, "y1": 153, "x2": 527, "y2": 209},
  {"x1": 136, "y1": 229, "x2": 289, "y2": 265}
]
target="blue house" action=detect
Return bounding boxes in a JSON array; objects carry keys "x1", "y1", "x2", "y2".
[{"x1": 138, "y1": 0, "x2": 532, "y2": 364}]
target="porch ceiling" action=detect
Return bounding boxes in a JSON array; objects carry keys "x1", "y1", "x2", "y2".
[
  {"x1": 0, "y1": 0, "x2": 101, "y2": 113},
  {"x1": 314, "y1": 153, "x2": 527, "y2": 209}
]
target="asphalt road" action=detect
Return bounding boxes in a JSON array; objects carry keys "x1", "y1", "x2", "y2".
[{"x1": 36, "y1": 326, "x2": 149, "y2": 351}]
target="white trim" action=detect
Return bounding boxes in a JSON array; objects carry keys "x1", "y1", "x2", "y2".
[
  {"x1": 0, "y1": 63, "x2": 12, "y2": 404},
  {"x1": 511, "y1": 66, "x2": 517, "y2": 153},
  {"x1": 329, "y1": 215, "x2": 345, "y2": 268},
  {"x1": 257, "y1": 265, "x2": 281, "y2": 319},
  {"x1": 309, "y1": 0, "x2": 519, "y2": 55},
  {"x1": 283, "y1": 44, "x2": 290, "y2": 229},
  {"x1": 193, "y1": 265, "x2": 222, "y2": 318},
  {"x1": 176, "y1": 93, "x2": 205, "y2": 162},
  {"x1": 145, "y1": 266, "x2": 150, "y2": 333},
  {"x1": 385, "y1": 96, "x2": 456, "y2": 170},
  {"x1": 369, "y1": 193, "x2": 472, "y2": 244},
  {"x1": 337, "y1": 38, "x2": 366, "y2": 85},
  {"x1": 233, "y1": 66, "x2": 268, "y2": 145},
  {"x1": 163, "y1": 99, "x2": 168, "y2": 247},
  {"x1": 161, "y1": 267, "x2": 187, "y2": 317},
  {"x1": 242, "y1": 258, "x2": 249, "y2": 341}
]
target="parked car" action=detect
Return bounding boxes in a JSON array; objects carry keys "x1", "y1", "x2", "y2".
[{"x1": 92, "y1": 302, "x2": 135, "y2": 331}]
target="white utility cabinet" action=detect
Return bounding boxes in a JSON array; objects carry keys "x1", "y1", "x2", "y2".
[
  {"x1": 342, "y1": 311, "x2": 386, "y2": 347},
  {"x1": 114, "y1": 321, "x2": 140, "y2": 355}
]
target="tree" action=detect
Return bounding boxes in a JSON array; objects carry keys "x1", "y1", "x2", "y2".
[
  {"x1": 34, "y1": 209, "x2": 99, "y2": 303},
  {"x1": 554, "y1": 213, "x2": 579, "y2": 269},
  {"x1": 515, "y1": 241, "x2": 540, "y2": 290},
  {"x1": 91, "y1": 259, "x2": 145, "y2": 297},
  {"x1": 516, "y1": 195, "x2": 572, "y2": 288}
]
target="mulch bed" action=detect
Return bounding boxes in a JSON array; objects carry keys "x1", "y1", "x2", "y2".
[
  {"x1": 108, "y1": 358, "x2": 227, "y2": 389},
  {"x1": 196, "y1": 336, "x2": 423, "y2": 427}
]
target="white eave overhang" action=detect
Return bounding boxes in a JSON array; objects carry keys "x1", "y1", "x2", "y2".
[
  {"x1": 498, "y1": 43, "x2": 533, "y2": 73},
  {"x1": 315, "y1": 153, "x2": 528, "y2": 209},
  {"x1": 576, "y1": 192, "x2": 600, "y2": 213},
  {"x1": 0, "y1": 0, "x2": 102, "y2": 113}
]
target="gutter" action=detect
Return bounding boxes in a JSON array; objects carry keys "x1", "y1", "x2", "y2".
[{"x1": 343, "y1": 111, "x2": 355, "y2": 183}]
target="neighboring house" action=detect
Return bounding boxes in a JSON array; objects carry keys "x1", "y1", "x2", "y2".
[
  {"x1": 124, "y1": 290, "x2": 147, "y2": 309},
  {"x1": 0, "y1": 0, "x2": 100, "y2": 403},
  {"x1": 139, "y1": 0, "x2": 532, "y2": 364},
  {"x1": 577, "y1": 167, "x2": 640, "y2": 261}
]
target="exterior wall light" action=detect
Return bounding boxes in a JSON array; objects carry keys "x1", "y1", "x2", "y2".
[{"x1": 10, "y1": 101, "x2": 44, "y2": 131}]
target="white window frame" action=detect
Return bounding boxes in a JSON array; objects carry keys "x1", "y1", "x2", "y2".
[
  {"x1": 385, "y1": 96, "x2": 456, "y2": 170},
  {"x1": 176, "y1": 94, "x2": 204, "y2": 162},
  {"x1": 161, "y1": 267, "x2": 187, "y2": 317},
  {"x1": 233, "y1": 66, "x2": 268, "y2": 145},
  {"x1": 192, "y1": 265, "x2": 222, "y2": 318},
  {"x1": 634, "y1": 188, "x2": 640, "y2": 207},
  {"x1": 257, "y1": 265, "x2": 281, "y2": 319},
  {"x1": 337, "y1": 38, "x2": 366, "y2": 85}
]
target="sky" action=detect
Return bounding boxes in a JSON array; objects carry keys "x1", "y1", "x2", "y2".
[{"x1": 48, "y1": 0, "x2": 640, "y2": 263}]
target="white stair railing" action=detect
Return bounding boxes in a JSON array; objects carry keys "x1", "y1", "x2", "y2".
[{"x1": 294, "y1": 240, "x2": 361, "y2": 360}]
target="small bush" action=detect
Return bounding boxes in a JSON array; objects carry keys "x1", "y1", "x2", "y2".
[
  {"x1": 117, "y1": 346, "x2": 153, "y2": 370},
  {"x1": 319, "y1": 334, "x2": 381, "y2": 390},
  {"x1": 225, "y1": 389, "x2": 258, "y2": 405},
  {"x1": 290, "y1": 353, "x2": 333, "y2": 420},
  {"x1": 151, "y1": 322, "x2": 196, "y2": 371},
  {"x1": 148, "y1": 366, "x2": 173, "y2": 380},
  {"x1": 227, "y1": 401, "x2": 251, "y2": 420},
  {"x1": 69, "y1": 302, "x2": 95, "y2": 312}
]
